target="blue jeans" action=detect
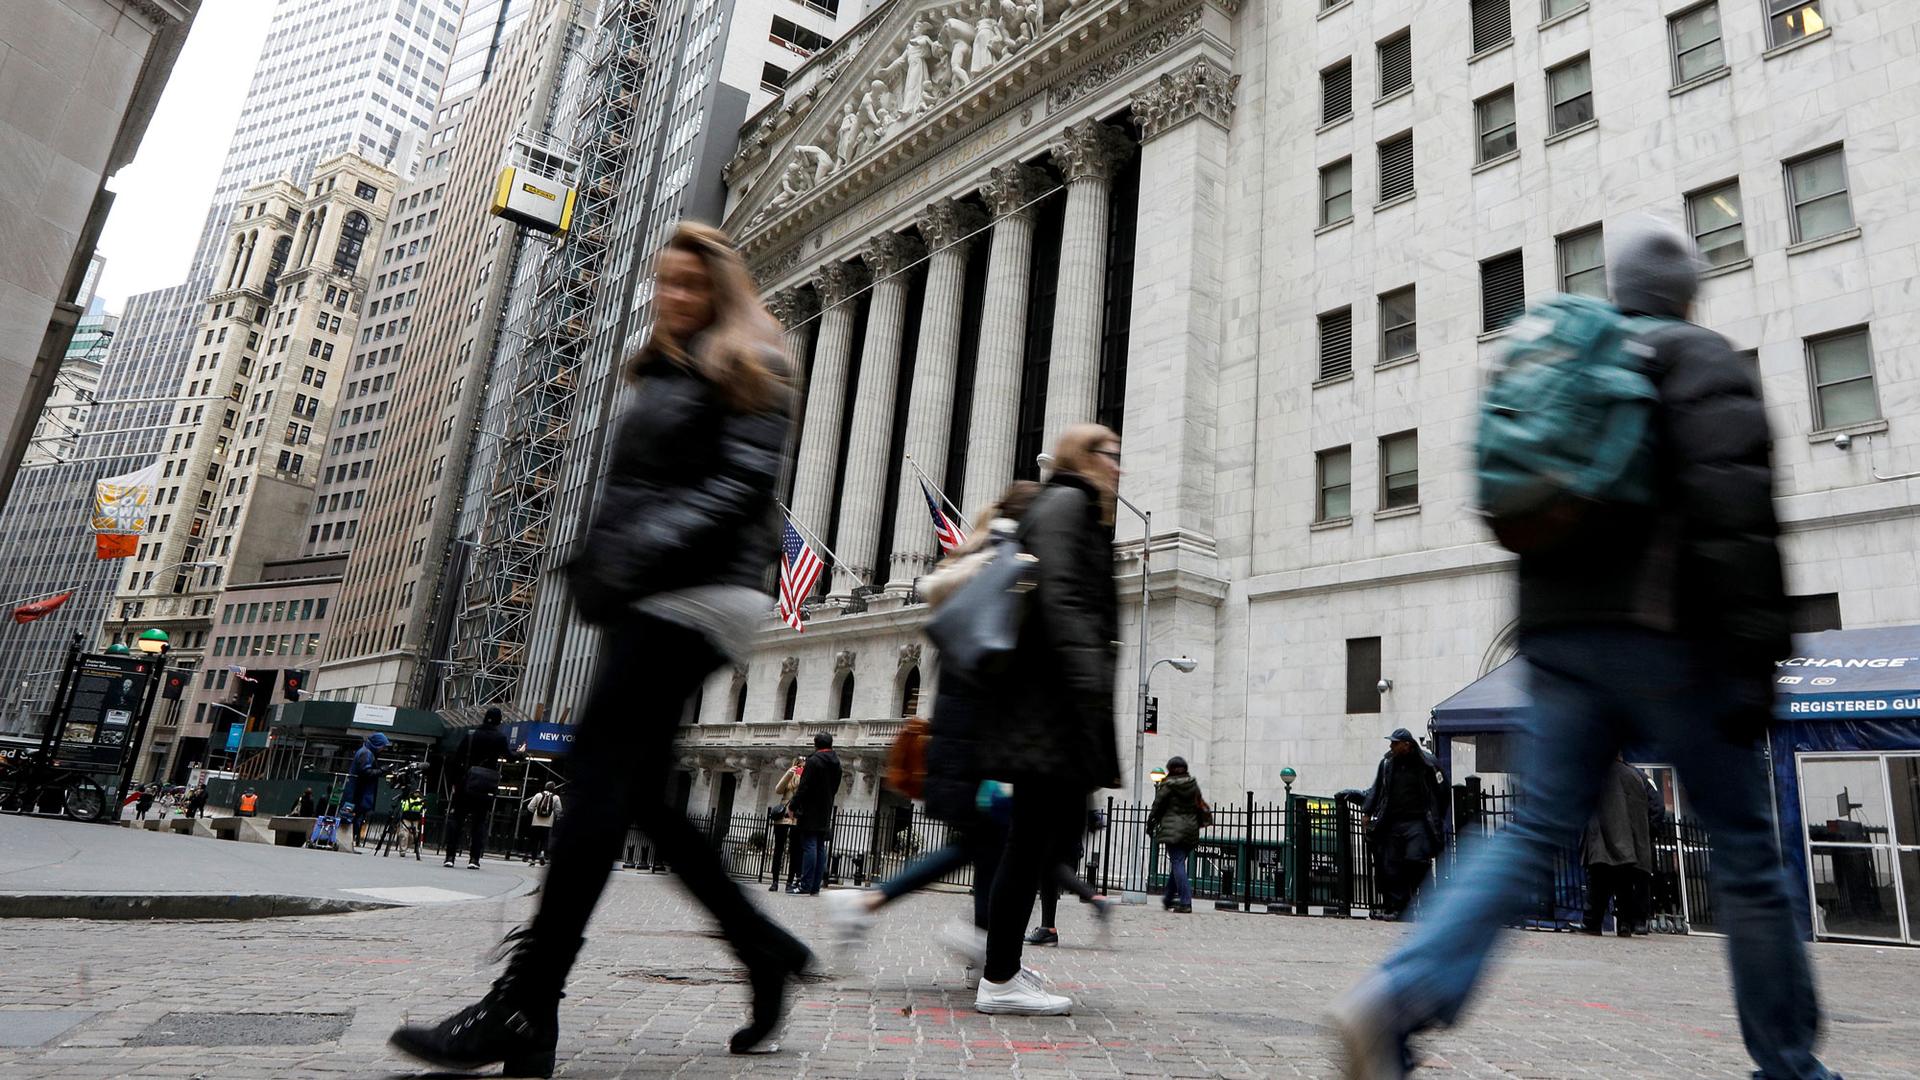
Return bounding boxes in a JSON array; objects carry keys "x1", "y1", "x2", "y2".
[
  {"x1": 797, "y1": 831, "x2": 827, "y2": 894},
  {"x1": 1376, "y1": 626, "x2": 1831, "y2": 1080},
  {"x1": 1165, "y1": 844, "x2": 1193, "y2": 908}
]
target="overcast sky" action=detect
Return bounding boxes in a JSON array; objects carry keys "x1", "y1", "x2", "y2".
[{"x1": 92, "y1": 0, "x2": 276, "y2": 313}]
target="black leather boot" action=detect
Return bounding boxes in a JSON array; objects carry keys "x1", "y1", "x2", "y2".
[
  {"x1": 389, "y1": 928, "x2": 575, "y2": 1077},
  {"x1": 729, "y1": 929, "x2": 814, "y2": 1054}
]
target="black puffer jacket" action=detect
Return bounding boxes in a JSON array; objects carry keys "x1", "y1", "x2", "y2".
[
  {"x1": 979, "y1": 472, "x2": 1121, "y2": 790},
  {"x1": 567, "y1": 343, "x2": 791, "y2": 624},
  {"x1": 1517, "y1": 317, "x2": 1788, "y2": 680}
]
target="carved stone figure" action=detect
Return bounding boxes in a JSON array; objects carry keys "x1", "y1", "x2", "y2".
[
  {"x1": 970, "y1": 1, "x2": 1007, "y2": 73},
  {"x1": 881, "y1": 18, "x2": 938, "y2": 117},
  {"x1": 860, "y1": 79, "x2": 896, "y2": 144},
  {"x1": 795, "y1": 144, "x2": 834, "y2": 184},
  {"x1": 834, "y1": 102, "x2": 862, "y2": 167}
]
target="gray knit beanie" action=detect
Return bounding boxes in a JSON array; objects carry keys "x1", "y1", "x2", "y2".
[{"x1": 1608, "y1": 215, "x2": 1701, "y2": 319}]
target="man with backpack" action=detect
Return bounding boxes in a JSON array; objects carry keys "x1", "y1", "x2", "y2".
[
  {"x1": 1333, "y1": 219, "x2": 1837, "y2": 1080},
  {"x1": 525, "y1": 783, "x2": 561, "y2": 867}
]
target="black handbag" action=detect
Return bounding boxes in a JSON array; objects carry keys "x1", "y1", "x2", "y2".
[{"x1": 924, "y1": 534, "x2": 1037, "y2": 680}]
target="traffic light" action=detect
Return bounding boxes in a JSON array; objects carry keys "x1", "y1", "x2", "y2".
[
  {"x1": 282, "y1": 668, "x2": 309, "y2": 701},
  {"x1": 162, "y1": 671, "x2": 188, "y2": 700}
]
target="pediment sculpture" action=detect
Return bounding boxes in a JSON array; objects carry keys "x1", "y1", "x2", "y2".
[{"x1": 749, "y1": 0, "x2": 1078, "y2": 228}]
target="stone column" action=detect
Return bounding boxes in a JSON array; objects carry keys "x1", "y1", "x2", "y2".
[
  {"x1": 829, "y1": 232, "x2": 926, "y2": 600},
  {"x1": 964, "y1": 163, "x2": 1050, "y2": 522},
  {"x1": 885, "y1": 198, "x2": 986, "y2": 594},
  {"x1": 767, "y1": 287, "x2": 819, "y2": 502},
  {"x1": 787, "y1": 264, "x2": 866, "y2": 552},
  {"x1": 1043, "y1": 119, "x2": 1135, "y2": 450}
]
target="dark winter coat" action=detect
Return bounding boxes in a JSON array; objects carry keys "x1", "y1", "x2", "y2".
[
  {"x1": 978, "y1": 472, "x2": 1121, "y2": 790},
  {"x1": 791, "y1": 748, "x2": 842, "y2": 834},
  {"x1": 1517, "y1": 316, "x2": 1788, "y2": 688},
  {"x1": 1582, "y1": 760, "x2": 1656, "y2": 871},
  {"x1": 567, "y1": 341, "x2": 791, "y2": 625},
  {"x1": 1361, "y1": 747, "x2": 1448, "y2": 843},
  {"x1": 456, "y1": 725, "x2": 512, "y2": 796},
  {"x1": 1148, "y1": 773, "x2": 1205, "y2": 847},
  {"x1": 922, "y1": 679, "x2": 989, "y2": 825}
]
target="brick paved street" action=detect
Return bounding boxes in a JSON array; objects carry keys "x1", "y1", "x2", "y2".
[{"x1": 2, "y1": 866, "x2": 1917, "y2": 1079}]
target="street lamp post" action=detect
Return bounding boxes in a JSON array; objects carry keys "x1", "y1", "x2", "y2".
[{"x1": 1137, "y1": 655, "x2": 1198, "y2": 802}]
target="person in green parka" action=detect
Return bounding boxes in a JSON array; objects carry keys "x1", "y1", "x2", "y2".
[{"x1": 1147, "y1": 757, "x2": 1208, "y2": 913}]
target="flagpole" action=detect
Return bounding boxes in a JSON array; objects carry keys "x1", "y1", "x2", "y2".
[
  {"x1": 774, "y1": 501, "x2": 851, "y2": 570},
  {"x1": 3, "y1": 588, "x2": 75, "y2": 610},
  {"x1": 902, "y1": 455, "x2": 972, "y2": 532}
]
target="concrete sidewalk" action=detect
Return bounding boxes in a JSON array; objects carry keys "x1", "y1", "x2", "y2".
[{"x1": 0, "y1": 814, "x2": 538, "y2": 917}]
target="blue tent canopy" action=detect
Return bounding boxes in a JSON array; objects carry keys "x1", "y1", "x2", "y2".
[{"x1": 1430, "y1": 625, "x2": 1920, "y2": 734}]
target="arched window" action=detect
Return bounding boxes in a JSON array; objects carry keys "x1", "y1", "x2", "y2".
[
  {"x1": 782, "y1": 677, "x2": 798, "y2": 722},
  {"x1": 835, "y1": 672, "x2": 855, "y2": 720},
  {"x1": 263, "y1": 235, "x2": 292, "y2": 300},
  {"x1": 899, "y1": 667, "x2": 921, "y2": 717},
  {"x1": 732, "y1": 680, "x2": 748, "y2": 724},
  {"x1": 334, "y1": 210, "x2": 370, "y2": 272}
]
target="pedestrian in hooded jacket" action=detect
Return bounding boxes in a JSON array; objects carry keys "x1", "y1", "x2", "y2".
[
  {"x1": 974, "y1": 423, "x2": 1124, "y2": 1019},
  {"x1": 392, "y1": 223, "x2": 809, "y2": 1076},
  {"x1": 1360, "y1": 728, "x2": 1448, "y2": 921},
  {"x1": 341, "y1": 732, "x2": 390, "y2": 849},
  {"x1": 1148, "y1": 757, "x2": 1206, "y2": 913}
]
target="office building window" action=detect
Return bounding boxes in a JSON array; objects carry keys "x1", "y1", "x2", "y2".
[
  {"x1": 1806, "y1": 328, "x2": 1879, "y2": 431},
  {"x1": 1380, "y1": 430, "x2": 1419, "y2": 510},
  {"x1": 1785, "y1": 146, "x2": 1854, "y2": 243},
  {"x1": 1471, "y1": 0, "x2": 1512, "y2": 53},
  {"x1": 1378, "y1": 31, "x2": 1412, "y2": 98},
  {"x1": 1558, "y1": 226, "x2": 1606, "y2": 297},
  {"x1": 1317, "y1": 446, "x2": 1352, "y2": 522},
  {"x1": 1476, "y1": 86, "x2": 1517, "y2": 162},
  {"x1": 1318, "y1": 307, "x2": 1354, "y2": 381},
  {"x1": 1686, "y1": 181, "x2": 1746, "y2": 267},
  {"x1": 1481, "y1": 250, "x2": 1526, "y2": 332},
  {"x1": 760, "y1": 62, "x2": 790, "y2": 93},
  {"x1": 1669, "y1": 3, "x2": 1726, "y2": 84},
  {"x1": 1322, "y1": 59, "x2": 1352, "y2": 124},
  {"x1": 1766, "y1": 1, "x2": 1825, "y2": 47},
  {"x1": 1379, "y1": 287, "x2": 1416, "y2": 363},
  {"x1": 1346, "y1": 637, "x2": 1382, "y2": 714},
  {"x1": 1542, "y1": 0, "x2": 1584, "y2": 18},
  {"x1": 1320, "y1": 158, "x2": 1353, "y2": 226},
  {"x1": 1378, "y1": 132, "x2": 1414, "y2": 202},
  {"x1": 1547, "y1": 55, "x2": 1594, "y2": 134}
]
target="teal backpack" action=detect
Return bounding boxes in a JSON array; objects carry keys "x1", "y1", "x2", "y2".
[{"x1": 1476, "y1": 293, "x2": 1664, "y2": 553}]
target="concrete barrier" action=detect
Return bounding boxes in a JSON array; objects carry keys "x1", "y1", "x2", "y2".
[
  {"x1": 169, "y1": 817, "x2": 214, "y2": 837},
  {"x1": 267, "y1": 816, "x2": 317, "y2": 847},
  {"x1": 208, "y1": 816, "x2": 269, "y2": 843}
]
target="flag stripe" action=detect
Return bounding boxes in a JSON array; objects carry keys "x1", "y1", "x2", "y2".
[
  {"x1": 776, "y1": 519, "x2": 824, "y2": 632},
  {"x1": 921, "y1": 479, "x2": 967, "y2": 555}
]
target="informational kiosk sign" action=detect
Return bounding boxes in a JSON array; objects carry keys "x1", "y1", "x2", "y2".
[{"x1": 54, "y1": 653, "x2": 154, "y2": 772}]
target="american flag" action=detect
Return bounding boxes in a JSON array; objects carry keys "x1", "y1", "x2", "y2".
[
  {"x1": 921, "y1": 479, "x2": 967, "y2": 555},
  {"x1": 776, "y1": 519, "x2": 824, "y2": 631}
]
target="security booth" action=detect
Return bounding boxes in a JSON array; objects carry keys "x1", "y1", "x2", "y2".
[{"x1": 1432, "y1": 627, "x2": 1920, "y2": 945}]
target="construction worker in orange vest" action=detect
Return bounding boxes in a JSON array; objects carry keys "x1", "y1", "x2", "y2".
[{"x1": 238, "y1": 789, "x2": 259, "y2": 816}]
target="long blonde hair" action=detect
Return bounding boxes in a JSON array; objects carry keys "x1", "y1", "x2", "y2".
[
  {"x1": 1049, "y1": 423, "x2": 1119, "y2": 524},
  {"x1": 629, "y1": 222, "x2": 788, "y2": 412}
]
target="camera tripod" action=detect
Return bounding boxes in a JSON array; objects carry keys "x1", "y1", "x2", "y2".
[{"x1": 371, "y1": 807, "x2": 423, "y2": 859}]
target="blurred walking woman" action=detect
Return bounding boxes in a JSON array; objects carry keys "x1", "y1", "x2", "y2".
[
  {"x1": 975, "y1": 423, "x2": 1124, "y2": 1017},
  {"x1": 391, "y1": 223, "x2": 809, "y2": 1075}
]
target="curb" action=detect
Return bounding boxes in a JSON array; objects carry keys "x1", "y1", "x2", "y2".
[{"x1": 0, "y1": 893, "x2": 401, "y2": 920}]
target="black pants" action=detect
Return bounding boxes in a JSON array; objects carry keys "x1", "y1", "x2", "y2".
[
  {"x1": 1584, "y1": 862, "x2": 1643, "y2": 935},
  {"x1": 985, "y1": 782, "x2": 1085, "y2": 982},
  {"x1": 1376, "y1": 820, "x2": 1435, "y2": 915},
  {"x1": 768, "y1": 823, "x2": 794, "y2": 890},
  {"x1": 443, "y1": 792, "x2": 492, "y2": 864},
  {"x1": 1038, "y1": 862, "x2": 1096, "y2": 928},
  {"x1": 878, "y1": 819, "x2": 1006, "y2": 929},
  {"x1": 527, "y1": 825, "x2": 551, "y2": 864},
  {"x1": 526, "y1": 617, "x2": 793, "y2": 988}
]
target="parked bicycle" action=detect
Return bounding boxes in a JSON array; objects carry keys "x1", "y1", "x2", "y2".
[{"x1": 0, "y1": 751, "x2": 111, "y2": 823}]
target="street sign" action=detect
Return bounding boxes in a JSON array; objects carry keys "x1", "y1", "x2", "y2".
[{"x1": 1144, "y1": 695, "x2": 1159, "y2": 735}]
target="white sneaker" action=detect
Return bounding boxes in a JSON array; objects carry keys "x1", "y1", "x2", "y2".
[
  {"x1": 936, "y1": 920, "x2": 987, "y2": 966},
  {"x1": 975, "y1": 969, "x2": 1072, "y2": 1016},
  {"x1": 1329, "y1": 974, "x2": 1409, "y2": 1080},
  {"x1": 825, "y1": 889, "x2": 876, "y2": 950}
]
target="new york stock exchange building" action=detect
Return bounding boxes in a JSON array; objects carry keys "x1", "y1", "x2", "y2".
[{"x1": 667, "y1": 0, "x2": 1917, "y2": 840}]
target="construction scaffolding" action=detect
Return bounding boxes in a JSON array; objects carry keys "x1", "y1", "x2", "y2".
[{"x1": 452, "y1": 0, "x2": 657, "y2": 708}]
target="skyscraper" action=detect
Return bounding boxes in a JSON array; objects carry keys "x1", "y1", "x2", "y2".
[{"x1": 0, "y1": 0, "x2": 461, "y2": 736}]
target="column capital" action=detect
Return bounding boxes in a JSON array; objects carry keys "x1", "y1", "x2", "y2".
[
  {"x1": 815, "y1": 261, "x2": 869, "y2": 306},
  {"x1": 915, "y1": 198, "x2": 988, "y2": 251},
  {"x1": 980, "y1": 163, "x2": 1051, "y2": 221},
  {"x1": 1133, "y1": 57, "x2": 1241, "y2": 142},
  {"x1": 766, "y1": 287, "x2": 818, "y2": 329},
  {"x1": 861, "y1": 231, "x2": 926, "y2": 279},
  {"x1": 1050, "y1": 119, "x2": 1134, "y2": 184}
]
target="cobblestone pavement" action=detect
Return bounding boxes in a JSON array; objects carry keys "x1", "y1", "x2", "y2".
[{"x1": 2, "y1": 870, "x2": 1916, "y2": 1079}]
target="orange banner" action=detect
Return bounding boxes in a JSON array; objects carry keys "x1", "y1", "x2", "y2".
[{"x1": 95, "y1": 533, "x2": 137, "y2": 560}]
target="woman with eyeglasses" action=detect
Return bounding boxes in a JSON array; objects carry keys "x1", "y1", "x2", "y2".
[{"x1": 972, "y1": 423, "x2": 1124, "y2": 1017}]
